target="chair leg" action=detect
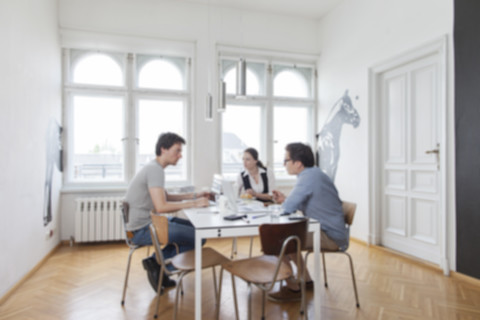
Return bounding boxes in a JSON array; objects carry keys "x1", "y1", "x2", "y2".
[
  {"x1": 212, "y1": 266, "x2": 218, "y2": 299},
  {"x1": 154, "y1": 267, "x2": 165, "y2": 319},
  {"x1": 121, "y1": 247, "x2": 136, "y2": 306},
  {"x1": 301, "y1": 265, "x2": 307, "y2": 319},
  {"x1": 231, "y1": 237, "x2": 238, "y2": 259},
  {"x1": 322, "y1": 252, "x2": 328, "y2": 288},
  {"x1": 231, "y1": 274, "x2": 240, "y2": 320},
  {"x1": 344, "y1": 252, "x2": 360, "y2": 308},
  {"x1": 249, "y1": 236, "x2": 254, "y2": 258},
  {"x1": 261, "y1": 290, "x2": 266, "y2": 320},
  {"x1": 173, "y1": 272, "x2": 187, "y2": 320},
  {"x1": 215, "y1": 267, "x2": 224, "y2": 320},
  {"x1": 247, "y1": 282, "x2": 252, "y2": 320}
]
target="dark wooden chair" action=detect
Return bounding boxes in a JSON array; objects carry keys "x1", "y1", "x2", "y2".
[{"x1": 223, "y1": 219, "x2": 309, "y2": 320}]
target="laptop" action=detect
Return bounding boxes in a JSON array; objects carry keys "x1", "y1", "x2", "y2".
[
  {"x1": 208, "y1": 174, "x2": 223, "y2": 206},
  {"x1": 221, "y1": 180, "x2": 269, "y2": 214}
]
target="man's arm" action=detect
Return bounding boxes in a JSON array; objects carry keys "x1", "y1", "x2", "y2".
[
  {"x1": 166, "y1": 191, "x2": 212, "y2": 202},
  {"x1": 149, "y1": 187, "x2": 208, "y2": 213},
  {"x1": 281, "y1": 179, "x2": 311, "y2": 214}
]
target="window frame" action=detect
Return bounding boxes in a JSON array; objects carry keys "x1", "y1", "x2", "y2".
[
  {"x1": 63, "y1": 49, "x2": 193, "y2": 188},
  {"x1": 218, "y1": 48, "x2": 318, "y2": 185}
]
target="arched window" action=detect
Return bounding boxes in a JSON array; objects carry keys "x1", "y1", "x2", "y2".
[
  {"x1": 273, "y1": 69, "x2": 309, "y2": 98},
  {"x1": 65, "y1": 49, "x2": 191, "y2": 184},
  {"x1": 219, "y1": 55, "x2": 316, "y2": 181},
  {"x1": 73, "y1": 53, "x2": 123, "y2": 86},
  {"x1": 138, "y1": 59, "x2": 184, "y2": 90}
]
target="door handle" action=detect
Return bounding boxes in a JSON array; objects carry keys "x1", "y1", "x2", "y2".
[{"x1": 426, "y1": 143, "x2": 440, "y2": 170}]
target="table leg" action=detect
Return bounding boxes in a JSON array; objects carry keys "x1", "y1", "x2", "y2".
[
  {"x1": 313, "y1": 224, "x2": 321, "y2": 319},
  {"x1": 195, "y1": 231, "x2": 202, "y2": 320}
]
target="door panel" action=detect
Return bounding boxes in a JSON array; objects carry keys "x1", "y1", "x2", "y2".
[
  {"x1": 385, "y1": 195, "x2": 406, "y2": 236},
  {"x1": 385, "y1": 75, "x2": 406, "y2": 163},
  {"x1": 411, "y1": 170, "x2": 437, "y2": 193},
  {"x1": 411, "y1": 65, "x2": 438, "y2": 165},
  {"x1": 411, "y1": 198, "x2": 437, "y2": 244}
]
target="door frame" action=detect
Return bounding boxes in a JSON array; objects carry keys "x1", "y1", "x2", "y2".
[{"x1": 368, "y1": 36, "x2": 449, "y2": 275}]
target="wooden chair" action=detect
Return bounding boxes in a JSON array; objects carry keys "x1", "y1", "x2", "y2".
[
  {"x1": 223, "y1": 219, "x2": 308, "y2": 320},
  {"x1": 149, "y1": 212, "x2": 229, "y2": 319},
  {"x1": 120, "y1": 201, "x2": 150, "y2": 306},
  {"x1": 305, "y1": 201, "x2": 360, "y2": 308}
]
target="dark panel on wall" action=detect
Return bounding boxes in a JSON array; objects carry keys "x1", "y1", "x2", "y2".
[{"x1": 454, "y1": 0, "x2": 480, "y2": 279}]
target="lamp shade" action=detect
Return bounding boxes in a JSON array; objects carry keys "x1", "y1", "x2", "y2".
[{"x1": 236, "y1": 58, "x2": 246, "y2": 96}]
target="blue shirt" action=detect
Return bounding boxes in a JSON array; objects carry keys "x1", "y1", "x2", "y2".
[{"x1": 282, "y1": 167, "x2": 349, "y2": 250}]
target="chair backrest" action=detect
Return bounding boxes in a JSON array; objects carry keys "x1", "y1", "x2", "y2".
[
  {"x1": 150, "y1": 212, "x2": 170, "y2": 245},
  {"x1": 149, "y1": 221, "x2": 168, "y2": 270},
  {"x1": 121, "y1": 201, "x2": 135, "y2": 241},
  {"x1": 342, "y1": 201, "x2": 357, "y2": 226},
  {"x1": 259, "y1": 219, "x2": 308, "y2": 256}
]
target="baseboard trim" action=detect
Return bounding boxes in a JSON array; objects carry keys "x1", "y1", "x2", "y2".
[
  {"x1": 451, "y1": 270, "x2": 480, "y2": 286},
  {"x1": 350, "y1": 236, "x2": 368, "y2": 246},
  {"x1": 362, "y1": 242, "x2": 444, "y2": 273},
  {"x1": 0, "y1": 242, "x2": 62, "y2": 305}
]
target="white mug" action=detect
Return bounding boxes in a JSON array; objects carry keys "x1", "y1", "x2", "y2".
[{"x1": 218, "y1": 195, "x2": 229, "y2": 214}]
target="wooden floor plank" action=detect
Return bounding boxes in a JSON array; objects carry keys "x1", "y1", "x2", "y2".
[{"x1": 1, "y1": 237, "x2": 480, "y2": 320}]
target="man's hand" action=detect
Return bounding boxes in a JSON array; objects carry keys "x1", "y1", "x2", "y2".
[
  {"x1": 197, "y1": 191, "x2": 214, "y2": 200},
  {"x1": 272, "y1": 190, "x2": 286, "y2": 204},
  {"x1": 194, "y1": 197, "x2": 209, "y2": 208}
]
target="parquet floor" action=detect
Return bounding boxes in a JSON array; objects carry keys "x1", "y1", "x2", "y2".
[{"x1": 1, "y1": 237, "x2": 479, "y2": 320}]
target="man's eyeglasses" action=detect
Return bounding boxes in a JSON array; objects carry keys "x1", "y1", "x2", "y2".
[{"x1": 283, "y1": 159, "x2": 293, "y2": 165}]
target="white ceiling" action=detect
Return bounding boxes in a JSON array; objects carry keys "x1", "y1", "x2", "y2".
[{"x1": 182, "y1": 0, "x2": 344, "y2": 20}]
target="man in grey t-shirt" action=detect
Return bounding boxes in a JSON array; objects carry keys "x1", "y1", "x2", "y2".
[{"x1": 125, "y1": 132, "x2": 210, "y2": 292}]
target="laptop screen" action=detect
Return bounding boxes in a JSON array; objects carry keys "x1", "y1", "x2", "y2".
[
  {"x1": 221, "y1": 179, "x2": 238, "y2": 211},
  {"x1": 211, "y1": 174, "x2": 223, "y2": 195}
]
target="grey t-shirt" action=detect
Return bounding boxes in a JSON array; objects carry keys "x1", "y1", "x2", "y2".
[{"x1": 124, "y1": 159, "x2": 165, "y2": 231}]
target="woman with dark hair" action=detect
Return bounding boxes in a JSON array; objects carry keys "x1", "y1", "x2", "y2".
[{"x1": 235, "y1": 147, "x2": 275, "y2": 202}]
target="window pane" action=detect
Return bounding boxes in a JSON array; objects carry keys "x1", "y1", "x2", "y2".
[
  {"x1": 274, "y1": 106, "x2": 309, "y2": 178},
  {"x1": 137, "y1": 57, "x2": 186, "y2": 90},
  {"x1": 73, "y1": 53, "x2": 123, "y2": 86},
  {"x1": 273, "y1": 65, "x2": 313, "y2": 98},
  {"x1": 138, "y1": 99, "x2": 186, "y2": 181},
  {"x1": 222, "y1": 60, "x2": 263, "y2": 95},
  {"x1": 72, "y1": 96, "x2": 124, "y2": 181},
  {"x1": 222, "y1": 105, "x2": 262, "y2": 178}
]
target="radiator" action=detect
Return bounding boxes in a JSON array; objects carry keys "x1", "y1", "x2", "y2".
[{"x1": 74, "y1": 197, "x2": 125, "y2": 243}]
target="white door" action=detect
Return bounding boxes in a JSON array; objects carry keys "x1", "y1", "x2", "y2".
[{"x1": 379, "y1": 51, "x2": 444, "y2": 264}]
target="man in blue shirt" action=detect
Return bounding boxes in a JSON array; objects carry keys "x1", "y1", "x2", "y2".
[{"x1": 269, "y1": 142, "x2": 349, "y2": 301}]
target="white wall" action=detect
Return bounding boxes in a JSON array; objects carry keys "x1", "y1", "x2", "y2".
[
  {"x1": 58, "y1": 0, "x2": 320, "y2": 240},
  {"x1": 316, "y1": 0, "x2": 455, "y2": 266},
  {"x1": 0, "y1": 0, "x2": 62, "y2": 298}
]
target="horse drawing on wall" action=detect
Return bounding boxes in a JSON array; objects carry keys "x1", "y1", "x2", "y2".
[{"x1": 317, "y1": 90, "x2": 360, "y2": 182}]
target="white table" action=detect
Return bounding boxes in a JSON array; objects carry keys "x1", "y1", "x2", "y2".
[{"x1": 184, "y1": 208, "x2": 322, "y2": 320}]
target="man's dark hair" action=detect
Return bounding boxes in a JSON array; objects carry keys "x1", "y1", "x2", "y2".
[
  {"x1": 155, "y1": 132, "x2": 186, "y2": 156},
  {"x1": 286, "y1": 143, "x2": 315, "y2": 167}
]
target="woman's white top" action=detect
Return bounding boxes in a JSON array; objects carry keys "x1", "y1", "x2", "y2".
[{"x1": 235, "y1": 167, "x2": 275, "y2": 196}]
